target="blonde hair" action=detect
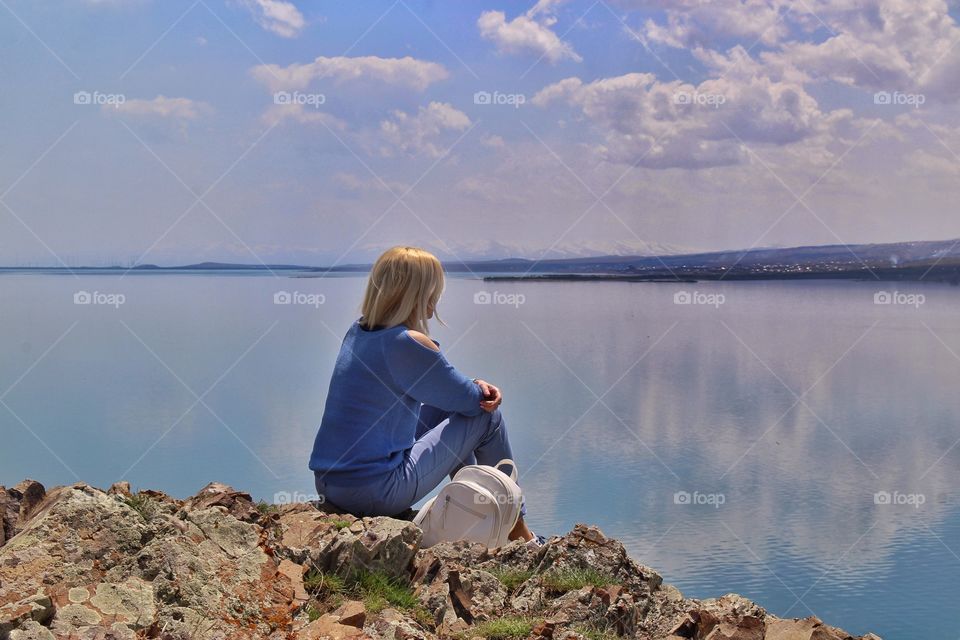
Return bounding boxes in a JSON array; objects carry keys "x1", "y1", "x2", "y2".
[{"x1": 360, "y1": 246, "x2": 445, "y2": 334}]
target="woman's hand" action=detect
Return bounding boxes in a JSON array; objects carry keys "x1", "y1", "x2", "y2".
[{"x1": 474, "y1": 378, "x2": 502, "y2": 412}]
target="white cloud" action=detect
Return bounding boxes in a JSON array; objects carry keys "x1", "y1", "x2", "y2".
[
  {"x1": 237, "y1": 0, "x2": 306, "y2": 38},
  {"x1": 378, "y1": 102, "x2": 471, "y2": 158},
  {"x1": 109, "y1": 95, "x2": 212, "y2": 120},
  {"x1": 633, "y1": 0, "x2": 788, "y2": 49},
  {"x1": 532, "y1": 67, "x2": 844, "y2": 169},
  {"x1": 250, "y1": 55, "x2": 449, "y2": 92},
  {"x1": 262, "y1": 101, "x2": 470, "y2": 159},
  {"x1": 527, "y1": 0, "x2": 569, "y2": 18},
  {"x1": 637, "y1": 0, "x2": 960, "y2": 103},
  {"x1": 478, "y1": 5, "x2": 582, "y2": 64},
  {"x1": 763, "y1": 0, "x2": 960, "y2": 101},
  {"x1": 260, "y1": 103, "x2": 347, "y2": 129}
]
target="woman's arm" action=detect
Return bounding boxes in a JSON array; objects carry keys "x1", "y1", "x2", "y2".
[{"x1": 384, "y1": 330, "x2": 484, "y2": 416}]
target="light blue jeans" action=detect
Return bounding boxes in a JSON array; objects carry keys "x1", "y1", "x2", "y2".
[{"x1": 314, "y1": 405, "x2": 523, "y2": 518}]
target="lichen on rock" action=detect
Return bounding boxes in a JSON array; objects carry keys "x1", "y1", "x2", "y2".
[{"x1": 0, "y1": 480, "x2": 882, "y2": 640}]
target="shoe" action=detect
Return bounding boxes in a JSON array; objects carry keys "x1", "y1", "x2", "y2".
[{"x1": 526, "y1": 532, "x2": 547, "y2": 548}]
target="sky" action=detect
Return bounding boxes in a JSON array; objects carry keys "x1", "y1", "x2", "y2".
[{"x1": 1, "y1": 0, "x2": 960, "y2": 266}]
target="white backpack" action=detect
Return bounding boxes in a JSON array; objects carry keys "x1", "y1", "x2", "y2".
[{"x1": 413, "y1": 459, "x2": 523, "y2": 549}]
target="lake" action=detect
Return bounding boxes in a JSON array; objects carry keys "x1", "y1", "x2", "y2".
[{"x1": 1, "y1": 273, "x2": 957, "y2": 639}]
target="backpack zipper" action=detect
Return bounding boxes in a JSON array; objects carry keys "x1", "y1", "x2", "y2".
[{"x1": 443, "y1": 493, "x2": 488, "y2": 521}]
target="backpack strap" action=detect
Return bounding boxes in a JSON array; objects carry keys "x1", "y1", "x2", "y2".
[{"x1": 493, "y1": 459, "x2": 519, "y2": 482}]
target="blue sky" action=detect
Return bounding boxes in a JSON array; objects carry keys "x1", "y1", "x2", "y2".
[{"x1": 1, "y1": 0, "x2": 959, "y2": 266}]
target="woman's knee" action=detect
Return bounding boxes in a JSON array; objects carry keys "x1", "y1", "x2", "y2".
[
  {"x1": 455, "y1": 407, "x2": 502, "y2": 430},
  {"x1": 473, "y1": 408, "x2": 506, "y2": 441}
]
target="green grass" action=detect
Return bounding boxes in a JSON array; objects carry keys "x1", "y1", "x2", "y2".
[
  {"x1": 122, "y1": 493, "x2": 156, "y2": 521},
  {"x1": 574, "y1": 622, "x2": 620, "y2": 640},
  {"x1": 539, "y1": 568, "x2": 619, "y2": 594},
  {"x1": 489, "y1": 568, "x2": 535, "y2": 591},
  {"x1": 304, "y1": 605, "x2": 323, "y2": 622},
  {"x1": 324, "y1": 518, "x2": 353, "y2": 530},
  {"x1": 303, "y1": 569, "x2": 346, "y2": 597},
  {"x1": 466, "y1": 617, "x2": 536, "y2": 640},
  {"x1": 255, "y1": 500, "x2": 279, "y2": 516},
  {"x1": 351, "y1": 570, "x2": 420, "y2": 611},
  {"x1": 302, "y1": 567, "x2": 431, "y2": 626}
]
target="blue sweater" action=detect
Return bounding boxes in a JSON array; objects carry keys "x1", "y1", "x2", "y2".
[{"x1": 309, "y1": 320, "x2": 483, "y2": 483}]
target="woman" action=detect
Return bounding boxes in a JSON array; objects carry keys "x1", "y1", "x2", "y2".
[{"x1": 309, "y1": 246, "x2": 537, "y2": 543}]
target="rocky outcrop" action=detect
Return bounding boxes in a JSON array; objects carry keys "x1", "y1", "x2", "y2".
[
  {"x1": 0, "y1": 480, "x2": 881, "y2": 640},
  {"x1": 0, "y1": 480, "x2": 45, "y2": 546}
]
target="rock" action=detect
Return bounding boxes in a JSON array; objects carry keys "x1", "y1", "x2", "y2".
[
  {"x1": 45, "y1": 578, "x2": 156, "y2": 636},
  {"x1": 107, "y1": 481, "x2": 132, "y2": 497},
  {"x1": 436, "y1": 616, "x2": 470, "y2": 637},
  {"x1": 605, "y1": 589, "x2": 639, "y2": 637},
  {"x1": 451, "y1": 569, "x2": 508, "y2": 621},
  {"x1": 300, "y1": 613, "x2": 370, "y2": 639},
  {"x1": 668, "y1": 595, "x2": 766, "y2": 640},
  {"x1": 182, "y1": 481, "x2": 260, "y2": 523},
  {"x1": 418, "y1": 541, "x2": 492, "y2": 576},
  {"x1": 531, "y1": 524, "x2": 662, "y2": 596},
  {"x1": 0, "y1": 594, "x2": 55, "y2": 634},
  {"x1": 0, "y1": 485, "x2": 150, "y2": 610},
  {"x1": 765, "y1": 616, "x2": 868, "y2": 640},
  {"x1": 317, "y1": 516, "x2": 422, "y2": 582},
  {"x1": 12, "y1": 480, "x2": 45, "y2": 525},
  {"x1": 185, "y1": 505, "x2": 261, "y2": 558},
  {"x1": 279, "y1": 558, "x2": 311, "y2": 605},
  {"x1": 367, "y1": 607, "x2": 432, "y2": 640},
  {"x1": 277, "y1": 507, "x2": 356, "y2": 563},
  {"x1": 411, "y1": 543, "x2": 508, "y2": 627},
  {"x1": 136, "y1": 488, "x2": 178, "y2": 506},
  {"x1": 0, "y1": 481, "x2": 883, "y2": 640},
  {"x1": 0, "y1": 480, "x2": 47, "y2": 547},
  {"x1": 531, "y1": 620, "x2": 557, "y2": 639},
  {"x1": 334, "y1": 599, "x2": 367, "y2": 628},
  {"x1": 7, "y1": 620, "x2": 56, "y2": 640},
  {"x1": 765, "y1": 617, "x2": 824, "y2": 640},
  {"x1": 0, "y1": 492, "x2": 9, "y2": 546},
  {"x1": 533, "y1": 585, "x2": 642, "y2": 637},
  {"x1": 274, "y1": 506, "x2": 420, "y2": 582},
  {"x1": 0, "y1": 483, "x2": 297, "y2": 639},
  {"x1": 484, "y1": 538, "x2": 539, "y2": 570}
]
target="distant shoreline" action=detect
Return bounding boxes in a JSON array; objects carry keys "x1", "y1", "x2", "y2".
[
  {"x1": 2, "y1": 238, "x2": 959, "y2": 284},
  {"x1": 483, "y1": 264, "x2": 960, "y2": 284},
  {"x1": 1, "y1": 266, "x2": 957, "y2": 284}
]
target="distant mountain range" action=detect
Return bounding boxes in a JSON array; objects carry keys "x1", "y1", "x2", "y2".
[
  {"x1": 2, "y1": 239, "x2": 959, "y2": 283},
  {"x1": 477, "y1": 238, "x2": 960, "y2": 283}
]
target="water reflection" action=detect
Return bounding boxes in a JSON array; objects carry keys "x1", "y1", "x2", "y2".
[{"x1": 0, "y1": 276, "x2": 957, "y2": 638}]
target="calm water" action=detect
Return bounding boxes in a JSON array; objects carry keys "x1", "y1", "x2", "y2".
[{"x1": 1, "y1": 274, "x2": 958, "y2": 639}]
